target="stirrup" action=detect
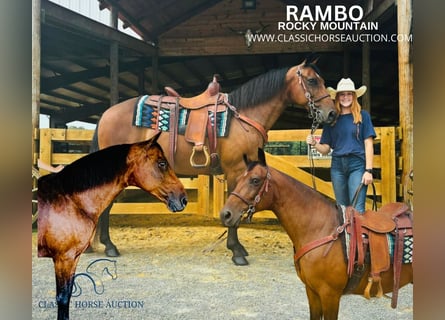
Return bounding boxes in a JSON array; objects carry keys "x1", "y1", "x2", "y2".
[{"x1": 190, "y1": 145, "x2": 210, "y2": 168}]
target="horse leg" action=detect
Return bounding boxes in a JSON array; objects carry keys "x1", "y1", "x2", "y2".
[
  {"x1": 226, "y1": 226, "x2": 249, "y2": 266},
  {"x1": 305, "y1": 286, "x2": 323, "y2": 320},
  {"x1": 98, "y1": 204, "x2": 120, "y2": 257},
  {"x1": 306, "y1": 285, "x2": 341, "y2": 320},
  {"x1": 320, "y1": 294, "x2": 341, "y2": 320},
  {"x1": 54, "y1": 255, "x2": 79, "y2": 320}
]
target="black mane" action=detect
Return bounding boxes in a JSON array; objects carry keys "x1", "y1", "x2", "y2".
[
  {"x1": 228, "y1": 68, "x2": 289, "y2": 110},
  {"x1": 38, "y1": 143, "x2": 132, "y2": 202}
]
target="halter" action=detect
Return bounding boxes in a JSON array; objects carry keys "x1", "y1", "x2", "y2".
[
  {"x1": 229, "y1": 167, "x2": 271, "y2": 223},
  {"x1": 296, "y1": 67, "x2": 331, "y2": 134}
]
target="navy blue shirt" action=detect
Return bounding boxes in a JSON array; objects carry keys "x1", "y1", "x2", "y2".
[{"x1": 319, "y1": 110, "x2": 376, "y2": 160}]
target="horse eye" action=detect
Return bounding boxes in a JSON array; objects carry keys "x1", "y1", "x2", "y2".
[
  {"x1": 251, "y1": 178, "x2": 260, "y2": 186},
  {"x1": 158, "y1": 160, "x2": 168, "y2": 170},
  {"x1": 308, "y1": 78, "x2": 318, "y2": 86}
]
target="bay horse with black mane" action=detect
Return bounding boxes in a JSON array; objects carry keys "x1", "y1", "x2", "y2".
[
  {"x1": 92, "y1": 55, "x2": 336, "y2": 265},
  {"x1": 37, "y1": 134, "x2": 187, "y2": 320},
  {"x1": 220, "y1": 148, "x2": 413, "y2": 319}
]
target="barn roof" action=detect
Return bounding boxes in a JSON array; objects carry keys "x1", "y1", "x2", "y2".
[{"x1": 39, "y1": 0, "x2": 399, "y2": 129}]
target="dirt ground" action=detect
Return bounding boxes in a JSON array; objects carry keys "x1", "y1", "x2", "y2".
[{"x1": 32, "y1": 214, "x2": 413, "y2": 319}]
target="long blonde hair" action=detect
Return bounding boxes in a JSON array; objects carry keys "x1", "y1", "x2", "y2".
[{"x1": 334, "y1": 92, "x2": 362, "y2": 124}]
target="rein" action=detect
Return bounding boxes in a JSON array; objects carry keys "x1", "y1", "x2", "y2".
[
  {"x1": 230, "y1": 167, "x2": 271, "y2": 223},
  {"x1": 296, "y1": 67, "x2": 329, "y2": 190},
  {"x1": 223, "y1": 94, "x2": 269, "y2": 143}
]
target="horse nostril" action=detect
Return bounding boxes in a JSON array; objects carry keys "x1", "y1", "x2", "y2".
[
  {"x1": 181, "y1": 197, "x2": 188, "y2": 207},
  {"x1": 328, "y1": 110, "x2": 337, "y2": 122},
  {"x1": 224, "y1": 211, "x2": 232, "y2": 221}
]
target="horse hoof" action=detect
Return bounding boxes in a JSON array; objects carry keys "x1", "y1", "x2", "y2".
[
  {"x1": 232, "y1": 256, "x2": 249, "y2": 266},
  {"x1": 105, "y1": 247, "x2": 120, "y2": 257}
]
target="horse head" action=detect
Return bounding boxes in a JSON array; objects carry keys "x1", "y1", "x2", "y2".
[
  {"x1": 286, "y1": 55, "x2": 336, "y2": 127},
  {"x1": 129, "y1": 133, "x2": 188, "y2": 212},
  {"x1": 220, "y1": 148, "x2": 271, "y2": 227}
]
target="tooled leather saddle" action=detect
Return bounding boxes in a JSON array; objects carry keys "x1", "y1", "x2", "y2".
[
  {"x1": 293, "y1": 201, "x2": 413, "y2": 309},
  {"x1": 136, "y1": 76, "x2": 226, "y2": 172},
  {"x1": 344, "y1": 202, "x2": 413, "y2": 308}
]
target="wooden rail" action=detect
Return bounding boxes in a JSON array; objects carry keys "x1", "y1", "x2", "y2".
[
  {"x1": 35, "y1": 127, "x2": 400, "y2": 218},
  {"x1": 212, "y1": 127, "x2": 400, "y2": 218},
  {"x1": 36, "y1": 128, "x2": 210, "y2": 216}
]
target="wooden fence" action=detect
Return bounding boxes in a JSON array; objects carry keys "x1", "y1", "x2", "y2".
[{"x1": 34, "y1": 127, "x2": 401, "y2": 218}]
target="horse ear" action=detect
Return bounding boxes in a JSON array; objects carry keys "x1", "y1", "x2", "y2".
[
  {"x1": 151, "y1": 132, "x2": 161, "y2": 145},
  {"x1": 145, "y1": 132, "x2": 161, "y2": 149},
  {"x1": 243, "y1": 153, "x2": 249, "y2": 167},
  {"x1": 304, "y1": 52, "x2": 319, "y2": 65},
  {"x1": 257, "y1": 148, "x2": 266, "y2": 166}
]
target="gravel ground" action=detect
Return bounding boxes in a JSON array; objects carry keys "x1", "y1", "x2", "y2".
[{"x1": 32, "y1": 214, "x2": 413, "y2": 319}]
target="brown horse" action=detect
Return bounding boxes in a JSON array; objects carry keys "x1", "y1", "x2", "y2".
[
  {"x1": 92, "y1": 55, "x2": 336, "y2": 265},
  {"x1": 37, "y1": 134, "x2": 187, "y2": 320},
  {"x1": 220, "y1": 148, "x2": 413, "y2": 319}
]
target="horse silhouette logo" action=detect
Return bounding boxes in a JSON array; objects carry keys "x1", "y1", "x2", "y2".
[{"x1": 72, "y1": 258, "x2": 118, "y2": 297}]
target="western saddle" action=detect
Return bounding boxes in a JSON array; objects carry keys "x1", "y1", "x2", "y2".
[
  {"x1": 344, "y1": 202, "x2": 413, "y2": 308},
  {"x1": 294, "y1": 201, "x2": 413, "y2": 308},
  {"x1": 143, "y1": 75, "x2": 226, "y2": 171}
]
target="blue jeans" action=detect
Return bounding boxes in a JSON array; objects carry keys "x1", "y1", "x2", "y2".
[{"x1": 330, "y1": 155, "x2": 368, "y2": 213}]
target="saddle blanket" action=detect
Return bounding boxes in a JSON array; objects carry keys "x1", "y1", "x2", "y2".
[
  {"x1": 133, "y1": 95, "x2": 231, "y2": 137},
  {"x1": 340, "y1": 206, "x2": 413, "y2": 264}
]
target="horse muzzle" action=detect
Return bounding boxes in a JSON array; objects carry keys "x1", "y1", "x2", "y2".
[
  {"x1": 167, "y1": 193, "x2": 188, "y2": 212},
  {"x1": 219, "y1": 208, "x2": 242, "y2": 227}
]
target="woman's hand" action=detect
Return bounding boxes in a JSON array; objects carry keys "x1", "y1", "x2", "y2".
[
  {"x1": 306, "y1": 135, "x2": 316, "y2": 146},
  {"x1": 362, "y1": 171, "x2": 373, "y2": 185}
]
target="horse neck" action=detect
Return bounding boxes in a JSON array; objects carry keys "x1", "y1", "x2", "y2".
[
  {"x1": 268, "y1": 168, "x2": 338, "y2": 249},
  {"x1": 241, "y1": 93, "x2": 288, "y2": 131},
  {"x1": 88, "y1": 182, "x2": 126, "y2": 221}
]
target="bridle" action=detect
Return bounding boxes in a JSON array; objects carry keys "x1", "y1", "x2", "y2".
[
  {"x1": 229, "y1": 166, "x2": 271, "y2": 223},
  {"x1": 296, "y1": 66, "x2": 331, "y2": 134},
  {"x1": 296, "y1": 66, "x2": 330, "y2": 191}
]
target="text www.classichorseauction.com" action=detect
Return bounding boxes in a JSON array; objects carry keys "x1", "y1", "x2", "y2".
[{"x1": 247, "y1": 4, "x2": 413, "y2": 45}]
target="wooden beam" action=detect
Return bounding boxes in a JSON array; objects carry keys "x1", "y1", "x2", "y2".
[
  {"x1": 41, "y1": 59, "x2": 150, "y2": 92},
  {"x1": 41, "y1": 0, "x2": 156, "y2": 56},
  {"x1": 100, "y1": 0, "x2": 156, "y2": 42},
  {"x1": 152, "y1": 0, "x2": 223, "y2": 36},
  {"x1": 158, "y1": 36, "x2": 345, "y2": 56},
  {"x1": 109, "y1": 6, "x2": 119, "y2": 106},
  {"x1": 397, "y1": 0, "x2": 413, "y2": 203},
  {"x1": 32, "y1": 0, "x2": 41, "y2": 166}
]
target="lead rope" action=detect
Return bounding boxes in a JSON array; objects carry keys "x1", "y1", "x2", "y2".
[{"x1": 308, "y1": 120, "x2": 319, "y2": 190}]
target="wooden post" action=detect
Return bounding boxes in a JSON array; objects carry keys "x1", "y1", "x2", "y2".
[
  {"x1": 110, "y1": 7, "x2": 119, "y2": 106},
  {"x1": 39, "y1": 129, "x2": 53, "y2": 175},
  {"x1": 380, "y1": 127, "x2": 396, "y2": 204},
  {"x1": 197, "y1": 175, "x2": 210, "y2": 216},
  {"x1": 362, "y1": 42, "x2": 371, "y2": 112},
  {"x1": 397, "y1": 0, "x2": 413, "y2": 204},
  {"x1": 32, "y1": 0, "x2": 41, "y2": 166},
  {"x1": 213, "y1": 176, "x2": 226, "y2": 218}
]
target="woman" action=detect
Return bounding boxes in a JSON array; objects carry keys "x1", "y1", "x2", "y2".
[{"x1": 306, "y1": 78, "x2": 376, "y2": 213}]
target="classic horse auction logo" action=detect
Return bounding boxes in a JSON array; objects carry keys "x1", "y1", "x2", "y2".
[{"x1": 72, "y1": 258, "x2": 118, "y2": 297}]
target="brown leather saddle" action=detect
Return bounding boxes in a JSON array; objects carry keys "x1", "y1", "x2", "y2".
[
  {"x1": 345, "y1": 202, "x2": 413, "y2": 308},
  {"x1": 144, "y1": 76, "x2": 226, "y2": 171}
]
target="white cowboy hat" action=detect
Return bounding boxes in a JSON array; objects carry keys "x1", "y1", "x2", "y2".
[{"x1": 327, "y1": 78, "x2": 367, "y2": 100}]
